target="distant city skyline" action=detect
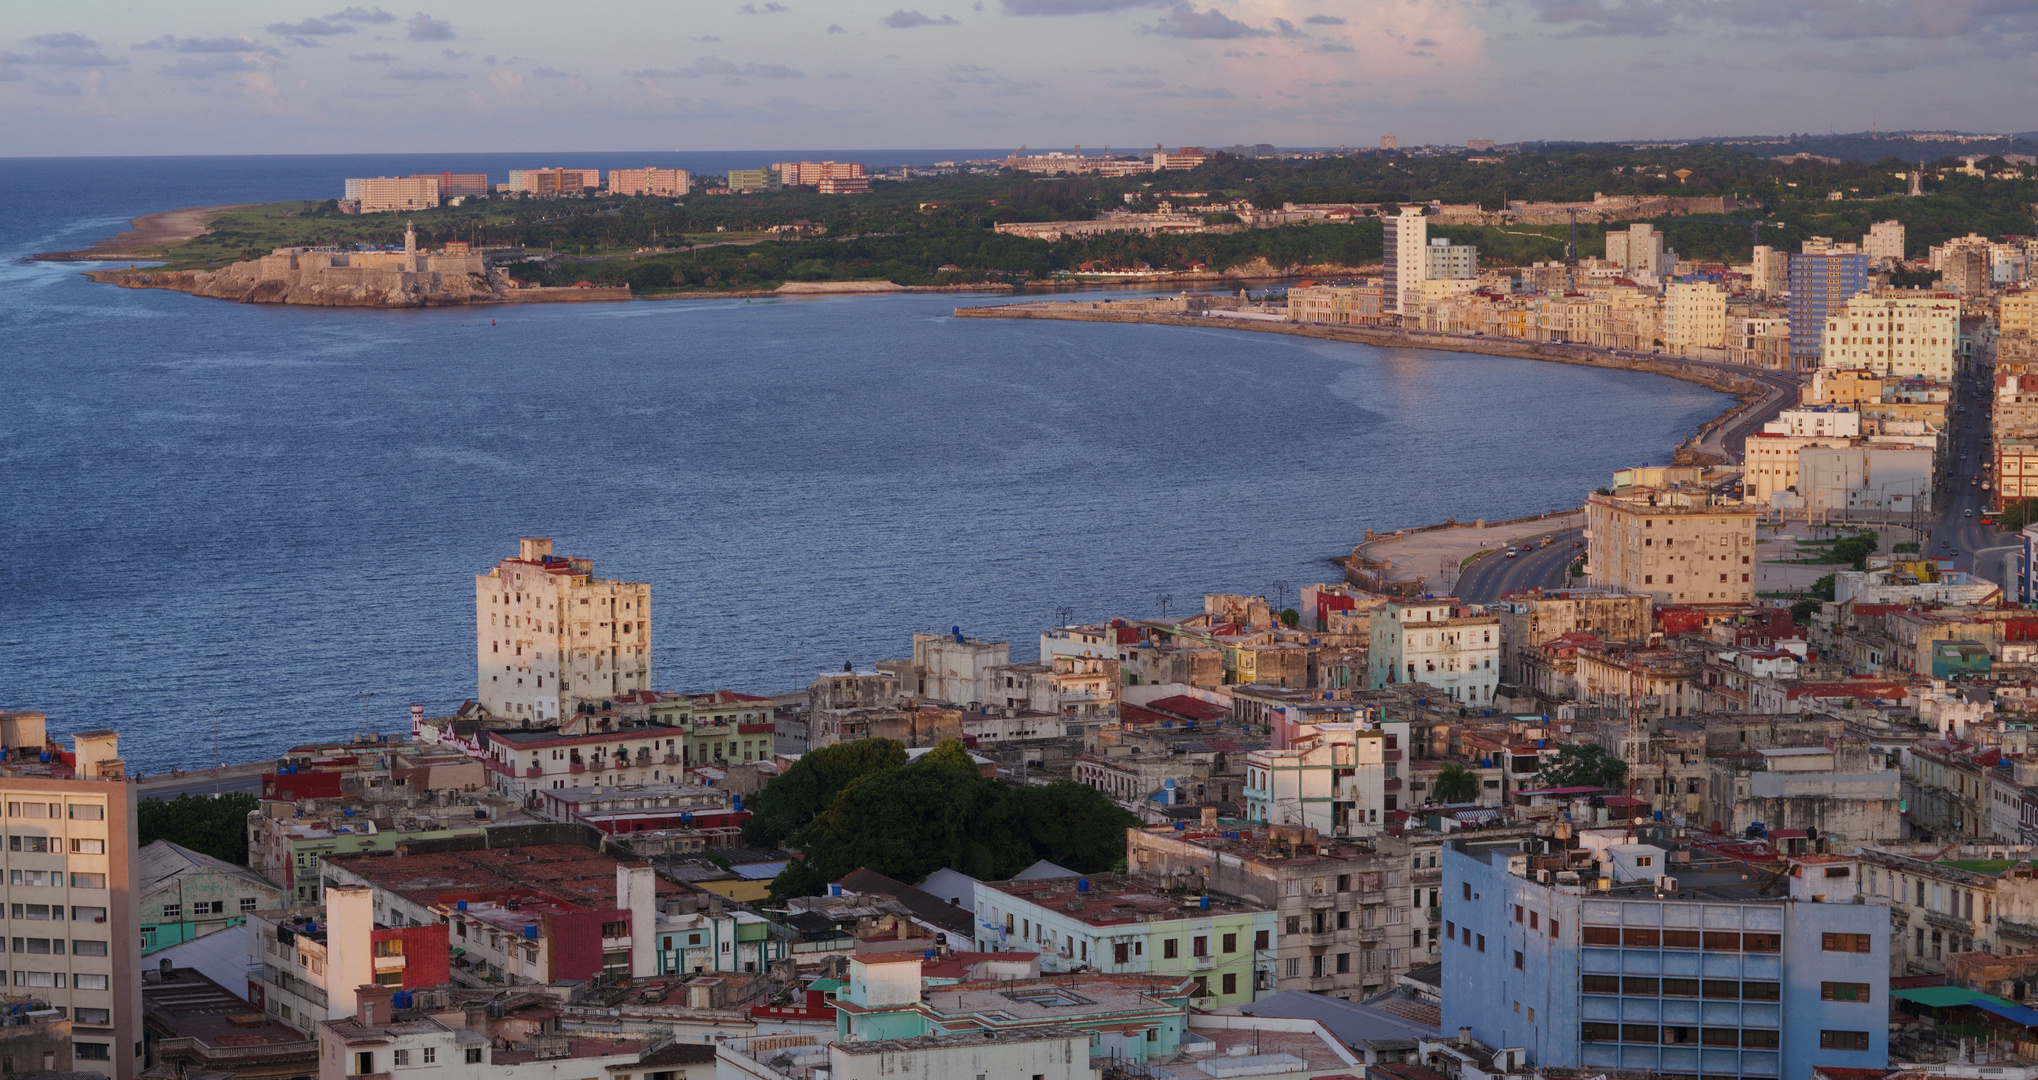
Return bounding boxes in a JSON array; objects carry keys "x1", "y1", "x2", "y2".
[{"x1": 3, "y1": 0, "x2": 2037, "y2": 156}]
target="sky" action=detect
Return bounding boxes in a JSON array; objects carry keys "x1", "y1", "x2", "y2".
[{"x1": 4, "y1": 0, "x2": 2037, "y2": 156}]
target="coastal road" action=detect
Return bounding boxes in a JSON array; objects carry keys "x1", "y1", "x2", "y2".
[{"x1": 1454, "y1": 527, "x2": 1586, "y2": 604}]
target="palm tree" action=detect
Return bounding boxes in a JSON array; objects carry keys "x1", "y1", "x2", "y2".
[{"x1": 1432, "y1": 763, "x2": 1479, "y2": 805}]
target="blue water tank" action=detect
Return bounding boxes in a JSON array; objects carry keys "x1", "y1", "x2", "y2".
[
  {"x1": 305, "y1": 920, "x2": 317, "y2": 932},
  {"x1": 38, "y1": 752, "x2": 48, "y2": 763},
  {"x1": 1077, "y1": 878, "x2": 1089, "y2": 893},
  {"x1": 680, "y1": 812, "x2": 694, "y2": 824},
  {"x1": 524, "y1": 924, "x2": 538, "y2": 940},
  {"x1": 829, "y1": 883, "x2": 843, "y2": 897},
  {"x1": 343, "y1": 808, "x2": 355, "y2": 817},
  {"x1": 457, "y1": 899, "x2": 468, "y2": 911},
  {"x1": 1538, "y1": 739, "x2": 1548, "y2": 748},
  {"x1": 1174, "y1": 821, "x2": 1187, "y2": 832},
  {"x1": 393, "y1": 991, "x2": 413, "y2": 1010},
  {"x1": 733, "y1": 797, "x2": 744, "y2": 812},
  {"x1": 924, "y1": 949, "x2": 936, "y2": 960},
  {"x1": 1480, "y1": 758, "x2": 1493, "y2": 768},
  {"x1": 1199, "y1": 896, "x2": 1210, "y2": 910}
]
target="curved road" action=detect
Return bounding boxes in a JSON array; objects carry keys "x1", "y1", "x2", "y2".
[{"x1": 1455, "y1": 527, "x2": 1586, "y2": 604}]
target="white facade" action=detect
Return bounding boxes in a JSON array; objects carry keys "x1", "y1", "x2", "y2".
[
  {"x1": 1820, "y1": 295, "x2": 1962, "y2": 381},
  {"x1": 1750, "y1": 246, "x2": 1789, "y2": 297},
  {"x1": 1764, "y1": 407, "x2": 1862, "y2": 439},
  {"x1": 1425, "y1": 239, "x2": 1477, "y2": 280},
  {"x1": 1864, "y1": 220, "x2": 1905, "y2": 263},
  {"x1": 1607, "y1": 224, "x2": 1668, "y2": 277},
  {"x1": 475, "y1": 538, "x2": 650, "y2": 722},
  {"x1": 1384, "y1": 207, "x2": 1427, "y2": 314},
  {"x1": 1244, "y1": 720, "x2": 1413, "y2": 835},
  {"x1": 1365, "y1": 600, "x2": 1500, "y2": 705},
  {"x1": 1664, "y1": 281, "x2": 1728, "y2": 353}
]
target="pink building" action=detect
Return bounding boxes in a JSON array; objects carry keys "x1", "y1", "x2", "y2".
[
  {"x1": 411, "y1": 172, "x2": 490, "y2": 198},
  {"x1": 773, "y1": 161, "x2": 867, "y2": 186},
  {"x1": 606, "y1": 167, "x2": 691, "y2": 197}
]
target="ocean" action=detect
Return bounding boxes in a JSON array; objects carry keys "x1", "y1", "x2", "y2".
[{"x1": 0, "y1": 153, "x2": 1727, "y2": 771}]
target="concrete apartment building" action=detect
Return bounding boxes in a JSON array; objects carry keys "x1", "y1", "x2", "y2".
[
  {"x1": 1663, "y1": 281, "x2": 1728, "y2": 354},
  {"x1": 1287, "y1": 282, "x2": 1389, "y2": 326},
  {"x1": 1605, "y1": 224, "x2": 1671, "y2": 279},
  {"x1": 1788, "y1": 248, "x2": 1871, "y2": 367},
  {"x1": 1444, "y1": 839, "x2": 1890, "y2": 1079},
  {"x1": 1425, "y1": 238, "x2": 1477, "y2": 280},
  {"x1": 2002, "y1": 293, "x2": 2038, "y2": 338},
  {"x1": 136, "y1": 839, "x2": 284, "y2": 953},
  {"x1": 1383, "y1": 206, "x2": 1427, "y2": 315},
  {"x1": 1365, "y1": 599, "x2": 1501, "y2": 706},
  {"x1": 1126, "y1": 824, "x2": 1413, "y2": 1000},
  {"x1": 410, "y1": 171, "x2": 488, "y2": 199},
  {"x1": 971, "y1": 873, "x2": 1274, "y2": 1008},
  {"x1": 0, "y1": 719, "x2": 143, "y2": 1079},
  {"x1": 1585, "y1": 486, "x2": 1759, "y2": 605},
  {"x1": 347, "y1": 176, "x2": 440, "y2": 214},
  {"x1": 504, "y1": 168, "x2": 599, "y2": 196},
  {"x1": 1821, "y1": 294, "x2": 1962, "y2": 381},
  {"x1": 604, "y1": 167, "x2": 689, "y2": 197},
  {"x1": 475, "y1": 537, "x2": 650, "y2": 723},
  {"x1": 1245, "y1": 718, "x2": 1414, "y2": 837},
  {"x1": 773, "y1": 161, "x2": 867, "y2": 186},
  {"x1": 1865, "y1": 219, "x2": 1906, "y2": 263}
]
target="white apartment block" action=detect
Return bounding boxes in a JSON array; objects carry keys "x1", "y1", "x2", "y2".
[
  {"x1": 1820, "y1": 295, "x2": 1962, "y2": 381},
  {"x1": 1244, "y1": 719, "x2": 1413, "y2": 837},
  {"x1": 1425, "y1": 238, "x2": 1477, "y2": 280},
  {"x1": 476, "y1": 538, "x2": 650, "y2": 723},
  {"x1": 1864, "y1": 220, "x2": 1905, "y2": 263},
  {"x1": 0, "y1": 721, "x2": 142, "y2": 1079},
  {"x1": 1664, "y1": 281, "x2": 1728, "y2": 353},
  {"x1": 1586, "y1": 488, "x2": 1760, "y2": 605},
  {"x1": 1750, "y1": 246, "x2": 1789, "y2": 297},
  {"x1": 346, "y1": 176, "x2": 440, "y2": 214},
  {"x1": 1383, "y1": 207, "x2": 1428, "y2": 314},
  {"x1": 1605, "y1": 224, "x2": 1669, "y2": 278},
  {"x1": 1365, "y1": 600, "x2": 1501, "y2": 705},
  {"x1": 1766, "y1": 407, "x2": 1862, "y2": 439}
]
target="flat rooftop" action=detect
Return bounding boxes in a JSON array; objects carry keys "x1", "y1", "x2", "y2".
[
  {"x1": 143, "y1": 968, "x2": 310, "y2": 1049},
  {"x1": 326, "y1": 844, "x2": 682, "y2": 907},
  {"x1": 979, "y1": 872, "x2": 1267, "y2": 926}
]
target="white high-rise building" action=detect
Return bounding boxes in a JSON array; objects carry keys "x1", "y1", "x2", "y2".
[
  {"x1": 1425, "y1": 237, "x2": 1477, "y2": 280},
  {"x1": 1664, "y1": 281, "x2": 1728, "y2": 354},
  {"x1": 1606, "y1": 224, "x2": 1669, "y2": 277},
  {"x1": 1863, "y1": 220, "x2": 1905, "y2": 264},
  {"x1": 476, "y1": 538, "x2": 650, "y2": 722},
  {"x1": 0, "y1": 718, "x2": 142, "y2": 1079},
  {"x1": 1820, "y1": 295, "x2": 1962, "y2": 381},
  {"x1": 1383, "y1": 207, "x2": 1428, "y2": 315}
]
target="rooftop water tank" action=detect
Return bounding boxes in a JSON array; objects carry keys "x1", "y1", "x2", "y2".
[
  {"x1": 456, "y1": 899, "x2": 468, "y2": 912},
  {"x1": 524, "y1": 924, "x2": 538, "y2": 940},
  {"x1": 1199, "y1": 896, "x2": 1210, "y2": 910},
  {"x1": 1077, "y1": 878, "x2": 1089, "y2": 893}
]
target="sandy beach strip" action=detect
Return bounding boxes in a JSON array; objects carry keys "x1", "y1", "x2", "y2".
[{"x1": 34, "y1": 203, "x2": 256, "y2": 261}]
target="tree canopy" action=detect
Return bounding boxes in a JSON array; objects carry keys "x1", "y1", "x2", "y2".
[
  {"x1": 1431, "y1": 763, "x2": 1480, "y2": 805},
  {"x1": 766, "y1": 739, "x2": 1136, "y2": 898},
  {"x1": 139, "y1": 792, "x2": 258, "y2": 865},
  {"x1": 1537, "y1": 744, "x2": 1628, "y2": 793},
  {"x1": 741, "y1": 738, "x2": 908, "y2": 847}
]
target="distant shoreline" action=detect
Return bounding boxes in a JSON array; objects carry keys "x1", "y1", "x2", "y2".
[{"x1": 35, "y1": 203, "x2": 254, "y2": 262}]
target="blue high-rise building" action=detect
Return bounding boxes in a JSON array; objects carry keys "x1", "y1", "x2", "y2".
[
  {"x1": 1442, "y1": 837, "x2": 1889, "y2": 1079},
  {"x1": 1788, "y1": 251, "x2": 1872, "y2": 369}
]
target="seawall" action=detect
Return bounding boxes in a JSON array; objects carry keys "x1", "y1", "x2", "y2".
[{"x1": 83, "y1": 267, "x2": 629, "y2": 308}]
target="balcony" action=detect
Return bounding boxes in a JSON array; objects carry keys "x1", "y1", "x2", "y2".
[
  {"x1": 1426, "y1": 907, "x2": 1442, "y2": 924},
  {"x1": 568, "y1": 763, "x2": 587, "y2": 775},
  {"x1": 1356, "y1": 925, "x2": 1388, "y2": 944},
  {"x1": 1192, "y1": 954, "x2": 1215, "y2": 969},
  {"x1": 373, "y1": 954, "x2": 407, "y2": 972},
  {"x1": 1307, "y1": 893, "x2": 1336, "y2": 910},
  {"x1": 525, "y1": 766, "x2": 543, "y2": 778}
]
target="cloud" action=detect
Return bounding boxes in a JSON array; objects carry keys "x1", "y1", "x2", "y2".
[
  {"x1": 827, "y1": 23, "x2": 847, "y2": 32},
  {"x1": 1, "y1": 32, "x2": 121, "y2": 67},
  {"x1": 1154, "y1": 84, "x2": 1234, "y2": 98},
  {"x1": 1147, "y1": 4, "x2": 1269, "y2": 38},
  {"x1": 1000, "y1": 0, "x2": 1167, "y2": 11},
  {"x1": 329, "y1": 6, "x2": 398, "y2": 22},
  {"x1": 159, "y1": 54, "x2": 273, "y2": 77},
  {"x1": 1523, "y1": 0, "x2": 2038, "y2": 41},
  {"x1": 884, "y1": 9, "x2": 960, "y2": 26},
  {"x1": 1110, "y1": 75, "x2": 1165, "y2": 87},
  {"x1": 267, "y1": 18, "x2": 354, "y2": 35},
  {"x1": 135, "y1": 35, "x2": 279, "y2": 54},
  {"x1": 530, "y1": 65, "x2": 574, "y2": 78},
  {"x1": 441, "y1": 48, "x2": 469, "y2": 59},
  {"x1": 385, "y1": 66, "x2": 465, "y2": 79},
  {"x1": 1303, "y1": 13, "x2": 1344, "y2": 25},
  {"x1": 349, "y1": 51, "x2": 398, "y2": 61},
  {"x1": 737, "y1": 1, "x2": 790, "y2": 9},
  {"x1": 1270, "y1": 17, "x2": 1308, "y2": 37},
  {"x1": 1316, "y1": 41, "x2": 1354, "y2": 51},
  {"x1": 942, "y1": 64, "x2": 1043, "y2": 93},
  {"x1": 629, "y1": 56, "x2": 805, "y2": 78},
  {"x1": 406, "y1": 13, "x2": 456, "y2": 40}
]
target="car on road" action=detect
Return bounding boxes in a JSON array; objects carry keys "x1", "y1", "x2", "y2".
[
  {"x1": 1967, "y1": 509, "x2": 1974, "y2": 517},
  {"x1": 1951, "y1": 548, "x2": 1961, "y2": 556},
  {"x1": 1505, "y1": 548, "x2": 1519, "y2": 558}
]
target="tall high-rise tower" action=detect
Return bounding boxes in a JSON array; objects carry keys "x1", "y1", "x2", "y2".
[
  {"x1": 476, "y1": 538, "x2": 651, "y2": 723},
  {"x1": 1382, "y1": 207, "x2": 1428, "y2": 315}
]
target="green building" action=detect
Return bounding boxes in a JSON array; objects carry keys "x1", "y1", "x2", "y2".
[{"x1": 139, "y1": 840, "x2": 286, "y2": 954}]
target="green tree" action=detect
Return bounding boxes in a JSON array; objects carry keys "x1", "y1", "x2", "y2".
[
  {"x1": 1999, "y1": 498, "x2": 2038, "y2": 533},
  {"x1": 1809, "y1": 573, "x2": 1837, "y2": 601},
  {"x1": 1431, "y1": 763, "x2": 1479, "y2": 804},
  {"x1": 1013, "y1": 782, "x2": 1139, "y2": 872},
  {"x1": 1790, "y1": 598, "x2": 1823, "y2": 623},
  {"x1": 742, "y1": 738, "x2": 908, "y2": 846},
  {"x1": 1536, "y1": 744, "x2": 1627, "y2": 792},
  {"x1": 1280, "y1": 608, "x2": 1300, "y2": 628},
  {"x1": 138, "y1": 792, "x2": 258, "y2": 864}
]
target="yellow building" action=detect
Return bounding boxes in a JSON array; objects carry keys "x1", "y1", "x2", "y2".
[
  {"x1": 2002, "y1": 294, "x2": 2038, "y2": 339},
  {"x1": 1665, "y1": 281, "x2": 1728, "y2": 353},
  {"x1": 1586, "y1": 486, "x2": 1760, "y2": 605}
]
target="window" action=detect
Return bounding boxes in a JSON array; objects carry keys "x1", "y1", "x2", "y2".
[
  {"x1": 75, "y1": 1043, "x2": 110, "y2": 1061},
  {"x1": 1114, "y1": 943, "x2": 1130, "y2": 965},
  {"x1": 67, "y1": 804, "x2": 102, "y2": 821},
  {"x1": 1822, "y1": 982, "x2": 1871, "y2": 1002},
  {"x1": 1623, "y1": 977, "x2": 1658, "y2": 995},
  {"x1": 73, "y1": 974, "x2": 108, "y2": 990},
  {"x1": 1702, "y1": 931, "x2": 1740, "y2": 951},
  {"x1": 1192, "y1": 936, "x2": 1208, "y2": 957},
  {"x1": 1742, "y1": 1029, "x2": 1779, "y2": 1049},
  {"x1": 1253, "y1": 930, "x2": 1268, "y2": 951},
  {"x1": 1581, "y1": 1022, "x2": 1620, "y2": 1042},
  {"x1": 1582, "y1": 975, "x2": 1621, "y2": 995},
  {"x1": 1742, "y1": 932, "x2": 1780, "y2": 953},
  {"x1": 1445, "y1": 921, "x2": 1454, "y2": 939},
  {"x1": 1514, "y1": 951, "x2": 1524, "y2": 970},
  {"x1": 422, "y1": 1048, "x2": 436, "y2": 1064},
  {"x1": 1191, "y1": 976, "x2": 1208, "y2": 998},
  {"x1": 1823, "y1": 932, "x2": 1873, "y2": 953},
  {"x1": 1621, "y1": 1025, "x2": 1659, "y2": 1044},
  {"x1": 1581, "y1": 926, "x2": 1620, "y2": 946},
  {"x1": 1743, "y1": 981, "x2": 1780, "y2": 1001},
  {"x1": 395, "y1": 1050, "x2": 411, "y2": 1066},
  {"x1": 1623, "y1": 928, "x2": 1660, "y2": 947},
  {"x1": 1222, "y1": 934, "x2": 1236, "y2": 953},
  {"x1": 74, "y1": 1008, "x2": 110, "y2": 1025},
  {"x1": 71, "y1": 941, "x2": 107, "y2": 957},
  {"x1": 241, "y1": 898, "x2": 259, "y2": 913},
  {"x1": 1462, "y1": 882, "x2": 1472, "y2": 901},
  {"x1": 1476, "y1": 934, "x2": 1485, "y2": 953},
  {"x1": 1164, "y1": 939, "x2": 1179, "y2": 960},
  {"x1": 69, "y1": 874, "x2": 105, "y2": 890},
  {"x1": 1336, "y1": 953, "x2": 1349, "y2": 973},
  {"x1": 68, "y1": 839, "x2": 103, "y2": 855},
  {"x1": 1222, "y1": 973, "x2": 1237, "y2": 995},
  {"x1": 1661, "y1": 978, "x2": 1699, "y2": 997},
  {"x1": 1660, "y1": 929, "x2": 1700, "y2": 949},
  {"x1": 1820, "y1": 1030, "x2": 1871, "y2": 1051},
  {"x1": 1702, "y1": 1028, "x2": 1740, "y2": 1047},
  {"x1": 357, "y1": 1052, "x2": 376, "y2": 1075},
  {"x1": 466, "y1": 1049, "x2": 483, "y2": 1064}
]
